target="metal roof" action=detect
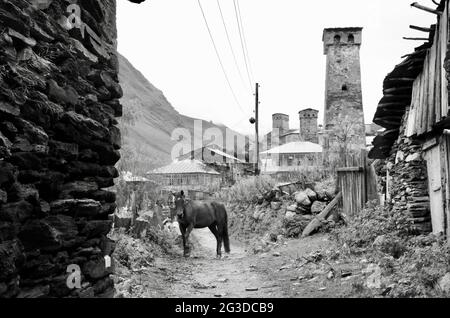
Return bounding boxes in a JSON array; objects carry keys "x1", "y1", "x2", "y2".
[
  {"x1": 261, "y1": 142, "x2": 322, "y2": 155},
  {"x1": 148, "y1": 159, "x2": 221, "y2": 175}
]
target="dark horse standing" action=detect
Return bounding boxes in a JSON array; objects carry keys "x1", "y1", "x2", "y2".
[{"x1": 170, "y1": 191, "x2": 230, "y2": 258}]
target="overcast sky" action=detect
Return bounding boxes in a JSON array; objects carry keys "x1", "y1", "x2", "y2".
[{"x1": 117, "y1": 0, "x2": 437, "y2": 136}]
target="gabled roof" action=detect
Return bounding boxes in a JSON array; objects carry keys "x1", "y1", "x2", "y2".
[
  {"x1": 261, "y1": 141, "x2": 322, "y2": 155},
  {"x1": 148, "y1": 160, "x2": 221, "y2": 175}
]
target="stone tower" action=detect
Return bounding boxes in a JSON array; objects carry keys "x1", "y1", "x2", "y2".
[
  {"x1": 271, "y1": 113, "x2": 289, "y2": 147},
  {"x1": 323, "y1": 27, "x2": 366, "y2": 156},
  {"x1": 299, "y1": 109, "x2": 319, "y2": 144}
]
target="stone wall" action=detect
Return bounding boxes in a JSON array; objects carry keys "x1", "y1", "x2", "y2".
[
  {"x1": 0, "y1": 0, "x2": 138, "y2": 298},
  {"x1": 383, "y1": 115, "x2": 431, "y2": 234}
]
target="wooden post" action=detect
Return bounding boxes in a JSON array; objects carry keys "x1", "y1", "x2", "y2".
[{"x1": 255, "y1": 83, "x2": 260, "y2": 175}]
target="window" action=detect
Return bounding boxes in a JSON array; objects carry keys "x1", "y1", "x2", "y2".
[
  {"x1": 348, "y1": 34, "x2": 355, "y2": 44},
  {"x1": 334, "y1": 35, "x2": 341, "y2": 44}
]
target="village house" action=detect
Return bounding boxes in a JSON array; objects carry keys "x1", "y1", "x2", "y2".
[
  {"x1": 369, "y1": 0, "x2": 450, "y2": 239},
  {"x1": 147, "y1": 159, "x2": 222, "y2": 198}
]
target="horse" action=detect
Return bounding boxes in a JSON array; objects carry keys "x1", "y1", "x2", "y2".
[{"x1": 169, "y1": 191, "x2": 230, "y2": 258}]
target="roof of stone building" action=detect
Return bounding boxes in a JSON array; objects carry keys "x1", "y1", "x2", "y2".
[
  {"x1": 261, "y1": 142, "x2": 322, "y2": 155},
  {"x1": 148, "y1": 160, "x2": 221, "y2": 175}
]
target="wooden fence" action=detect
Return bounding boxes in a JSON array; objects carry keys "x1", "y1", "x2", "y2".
[{"x1": 337, "y1": 150, "x2": 379, "y2": 217}]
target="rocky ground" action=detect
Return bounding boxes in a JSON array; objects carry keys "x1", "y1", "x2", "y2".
[{"x1": 113, "y1": 227, "x2": 369, "y2": 298}]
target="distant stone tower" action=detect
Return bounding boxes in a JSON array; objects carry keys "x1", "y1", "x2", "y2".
[
  {"x1": 271, "y1": 113, "x2": 289, "y2": 147},
  {"x1": 323, "y1": 27, "x2": 366, "y2": 158},
  {"x1": 299, "y1": 109, "x2": 319, "y2": 144}
]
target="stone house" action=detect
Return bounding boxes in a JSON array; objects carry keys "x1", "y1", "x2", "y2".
[{"x1": 369, "y1": 0, "x2": 450, "y2": 238}]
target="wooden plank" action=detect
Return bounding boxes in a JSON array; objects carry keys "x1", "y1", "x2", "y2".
[
  {"x1": 427, "y1": 36, "x2": 437, "y2": 132},
  {"x1": 435, "y1": 22, "x2": 442, "y2": 122},
  {"x1": 302, "y1": 192, "x2": 343, "y2": 238},
  {"x1": 406, "y1": 77, "x2": 420, "y2": 136},
  {"x1": 441, "y1": 3, "x2": 449, "y2": 116},
  {"x1": 336, "y1": 167, "x2": 363, "y2": 173}
]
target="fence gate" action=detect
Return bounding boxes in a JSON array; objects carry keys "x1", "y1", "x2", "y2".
[{"x1": 337, "y1": 150, "x2": 378, "y2": 217}]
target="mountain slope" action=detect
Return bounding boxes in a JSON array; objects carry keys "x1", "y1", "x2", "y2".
[{"x1": 118, "y1": 54, "x2": 247, "y2": 173}]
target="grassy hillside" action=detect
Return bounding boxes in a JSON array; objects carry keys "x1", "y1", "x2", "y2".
[{"x1": 118, "y1": 54, "x2": 248, "y2": 174}]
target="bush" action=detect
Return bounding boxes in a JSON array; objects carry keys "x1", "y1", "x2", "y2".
[
  {"x1": 217, "y1": 176, "x2": 276, "y2": 204},
  {"x1": 330, "y1": 200, "x2": 450, "y2": 298},
  {"x1": 331, "y1": 201, "x2": 414, "y2": 255}
]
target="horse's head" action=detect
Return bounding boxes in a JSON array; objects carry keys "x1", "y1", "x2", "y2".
[{"x1": 169, "y1": 191, "x2": 189, "y2": 221}]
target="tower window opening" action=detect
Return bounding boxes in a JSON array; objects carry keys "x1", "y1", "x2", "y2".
[
  {"x1": 348, "y1": 34, "x2": 355, "y2": 43},
  {"x1": 342, "y1": 84, "x2": 348, "y2": 91},
  {"x1": 334, "y1": 35, "x2": 341, "y2": 44}
]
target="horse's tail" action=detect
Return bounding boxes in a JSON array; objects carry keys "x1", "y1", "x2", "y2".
[
  {"x1": 212, "y1": 202, "x2": 230, "y2": 253},
  {"x1": 222, "y1": 214, "x2": 230, "y2": 253}
]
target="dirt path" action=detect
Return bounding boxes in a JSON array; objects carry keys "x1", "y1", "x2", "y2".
[
  {"x1": 155, "y1": 228, "x2": 286, "y2": 298},
  {"x1": 116, "y1": 227, "x2": 364, "y2": 298}
]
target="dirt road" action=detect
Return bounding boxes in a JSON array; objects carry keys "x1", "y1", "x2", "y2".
[{"x1": 125, "y1": 229, "x2": 362, "y2": 298}]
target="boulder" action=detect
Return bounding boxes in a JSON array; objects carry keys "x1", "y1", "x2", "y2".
[
  {"x1": 295, "y1": 191, "x2": 311, "y2": 207},
  {"x1": 311, "y1": 201, "x2": 327, "y2": 214},
  {"x1": 285, "y1": 211, "x2": 296, "y2": 220},
  {"x1": 304, "y1": 188, "x2": 317, "y2": 202},
  {"x1": 271, "y1": 201, "x2": 282, "y2": 211},
  {"x1": 286, "y1": 204, "x2": 297, "y2": 213}
]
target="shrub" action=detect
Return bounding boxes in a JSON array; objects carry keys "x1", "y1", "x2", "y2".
[
  {"x1": 331, "y1": 201, "x2": 414, "y2": 254},
  {"x1": 217, "y1": 176, "x2": 276, "y2": 204}
]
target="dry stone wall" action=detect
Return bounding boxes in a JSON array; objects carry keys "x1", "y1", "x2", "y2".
[
  {"x1": 383, "y1": 115, "x2": 431, "y2": 234},
  {"x1": 0, "y1": 0, "x2": 143, "y2": 298}
]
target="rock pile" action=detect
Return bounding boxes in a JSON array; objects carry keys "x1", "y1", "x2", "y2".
[
  {"x1": 0, "y1": 0, "x2": 142, "y2": 298},
  {"x1": 282, "y1": 187, "x2": 337, "y2": 238}
]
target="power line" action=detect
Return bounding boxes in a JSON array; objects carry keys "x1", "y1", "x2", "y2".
[
  {"x1": 233, "y1": 0, "x2": 253, "y2": 90},
  {"x1": 236, "y1": 0, "x2": 255, "y2": 83},
  {"x1": 197, "y1": 0, "x2": 247, "y2": 115},
  {"x1": 216, "y1": 0, "x2": 250, "y2": 92}
]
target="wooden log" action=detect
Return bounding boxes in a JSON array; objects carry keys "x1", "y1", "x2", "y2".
[
  {"x1": 403, "y1": 37, "x2": 429, "y2": 41},
  {"x1": 301, "y1": 192, "x2": 342, "y2": 238},
  {"x1": 411, "y1": 2, "x2": 440, "y2": 15},
  {"x1": 410, "y1": 25, "x2": 432, "y2": 32}
]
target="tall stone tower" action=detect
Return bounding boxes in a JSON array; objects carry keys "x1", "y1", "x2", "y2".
[
  {"x1": 299, "y1": 109, "x2": 319, "y2": 144},
  {"x1": 323, "y1": 27, "x2": 366, "y2": 157}
]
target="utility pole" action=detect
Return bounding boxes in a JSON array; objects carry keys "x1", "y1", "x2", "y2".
[{"x1": 255, "y1": 83, "x2": 260, "y2": 176}]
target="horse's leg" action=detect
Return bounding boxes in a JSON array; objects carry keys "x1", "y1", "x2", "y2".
[
  {"x1": 179, "y1": 224, "x2": 188, "y2": 257},
  {"x1": 208, "y1": 224, "x2": 221, "y2": 259},
  {"x1": 184, "y1": 224, "x2": 194, "y2": 257}
]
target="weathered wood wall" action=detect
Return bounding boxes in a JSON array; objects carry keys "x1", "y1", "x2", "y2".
[{"x1": 406, "y1": 3, "x2": 449, "y2": 137}]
